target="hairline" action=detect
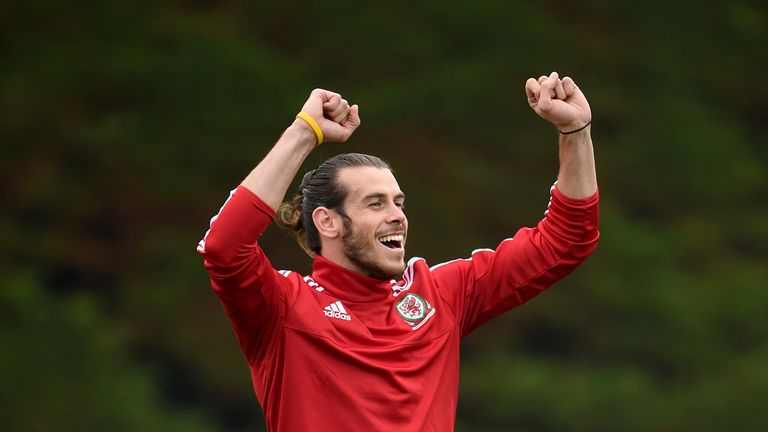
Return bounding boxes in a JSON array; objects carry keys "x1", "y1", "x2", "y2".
[{"x1": 335, "y1": 166, "x2": 401, "y2": 207}]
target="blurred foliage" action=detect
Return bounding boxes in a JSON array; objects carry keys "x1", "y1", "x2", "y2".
[{"x1": 2, "y1": 0, "x2": 767, "y2": 430}]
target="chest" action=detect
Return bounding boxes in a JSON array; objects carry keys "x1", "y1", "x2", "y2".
[{"x1": 283, "y1": 281, "x2": 456, "y2": 350}]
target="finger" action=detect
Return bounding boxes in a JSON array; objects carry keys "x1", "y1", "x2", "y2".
[
  {"x1": 562, "y1": 77, "x2": 577, "y2": 97},
  {"x1": 311, "y1": 88, "x2": 340, "y2": 103},
  {"x1": 331, "y1": 106, "x2": 349, "y2": 123},
  {"x1": 538, "y1": 74, "x2": 557, "y2": 111},
  {"x1": 554, "y1": 78, "x2": 566, "y2": 100},
  {"x1": 322, "y1": 93, "x2": 342, "y2": 113},
  {"x1": 547, "y1": 71, "x2": 561, "y2": 93},
  {"x1": 328, "y1": 99, "x2": 350, "y2": 122},
  {"x1": 538, "y1": 75, "x2": 547, "y2": 84},
  {"x1": 339, "y1": 98, "x2": 350, "y2": 115},
  {"x1": 525, "y1": 78, "x2": 541, "y2": 107},
  {"x1": 302, "y1": 89, "x2": 338, "y2": 116}
]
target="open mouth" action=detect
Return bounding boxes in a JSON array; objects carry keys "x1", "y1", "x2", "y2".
[{"x1": 378, "y1": 234, "x2": 404, "y2": 250}]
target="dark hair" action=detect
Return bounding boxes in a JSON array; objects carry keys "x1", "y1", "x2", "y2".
[{"x1": 276, "y1": 153, "x2": 391, "y2": 256}]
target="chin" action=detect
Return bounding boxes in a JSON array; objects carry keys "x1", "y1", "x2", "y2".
[{"x1": 342, "y1": 235, "x2": 407, "y2": 279}]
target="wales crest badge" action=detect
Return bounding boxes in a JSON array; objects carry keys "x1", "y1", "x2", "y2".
[{"x1": 395, "y1": 293, "x2": 435, "y2": 330}]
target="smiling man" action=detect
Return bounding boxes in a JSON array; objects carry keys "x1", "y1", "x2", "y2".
[
  {"x1": 285, "y1": 160, "x2": 410, "y2": 280},
  {"x1": 197, "y1": 72, "x2": 599, "y2": 431}
]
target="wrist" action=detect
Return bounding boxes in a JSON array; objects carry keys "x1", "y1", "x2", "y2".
[
  {"x1": 558, "y1": 121, "x2": 591, "y2": 135},
  {"x1": 558, "y1": 123, "x2": 592, "y2": 145},
  {"x1": 285, "y1": 120, "x2": 320, "y2": 150}
]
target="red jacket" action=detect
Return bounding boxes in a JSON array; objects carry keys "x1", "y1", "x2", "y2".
[{"x1": 198, "y1": 184, "x2": 599, "y2": 431}]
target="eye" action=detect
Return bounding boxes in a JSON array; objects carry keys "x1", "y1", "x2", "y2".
[
  {"x1": 368, "y1": 202, "x2": 382, "y2": 209},
  {"x1": 395, "y1": 202, "x2": 405, "y2": 209}
]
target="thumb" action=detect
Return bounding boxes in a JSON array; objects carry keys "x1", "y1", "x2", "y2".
[{"x1": 525, "y1": 78, "x2": 540, "y2": 108}]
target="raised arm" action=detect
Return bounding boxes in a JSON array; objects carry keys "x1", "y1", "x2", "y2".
[
  {"x1": 525, "y1": 72, "x2": 596, "y2": 199},
  {"x1": 432, "y1": 73, "x2": 599, "y2": 336},
  {"x1": 197, "y1": 90, "x2": 360, "y2": 359},
  {"x1": 242, "y1": 89, "x2": 361, "y2": 210},
  {"x1": 198, "y1": 88, "x2": 360, "y2": 258}
]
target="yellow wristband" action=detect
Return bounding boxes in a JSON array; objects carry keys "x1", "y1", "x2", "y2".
[{"x1": 296, "y1": 112, "x2": 324, "y2": 145}]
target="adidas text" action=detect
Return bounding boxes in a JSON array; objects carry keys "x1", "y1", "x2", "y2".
[
  {"x1": 323, "y1": 301, "x2": 352, "y2": 321},
  {"x1": 323, "y1": 310, "x2": 351, "y2": 321}
]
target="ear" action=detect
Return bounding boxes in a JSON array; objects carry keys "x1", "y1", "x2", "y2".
[{"x1": 312, "y1": 207, "x2": 342, "y2": 239}]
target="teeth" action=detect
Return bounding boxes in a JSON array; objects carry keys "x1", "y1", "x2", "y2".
[{"x1": 378, "y1": 234, "x2": 404, "y2": 243}]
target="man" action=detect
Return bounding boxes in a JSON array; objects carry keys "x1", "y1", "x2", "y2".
[{"x1": 197, "y1": 71, "x2": 599, "y2": 431}]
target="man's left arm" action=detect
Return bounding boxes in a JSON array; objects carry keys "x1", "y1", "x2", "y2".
[{"x1": 432, "y1": 72, "x2": 599, "y2": 336}]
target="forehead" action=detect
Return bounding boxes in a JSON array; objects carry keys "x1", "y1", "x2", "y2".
[{"x1": 338, "y1": 166, "x2": 403, "y2": 200}]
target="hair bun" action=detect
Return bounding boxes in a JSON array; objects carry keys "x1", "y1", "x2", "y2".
[{"x1": 276, "y1": 194, "x2": 304, "y2": 233}]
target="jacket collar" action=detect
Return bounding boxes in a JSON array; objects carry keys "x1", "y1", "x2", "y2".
[{"x1": 311, "y1": 254, "x2": 398, "y2": 303}]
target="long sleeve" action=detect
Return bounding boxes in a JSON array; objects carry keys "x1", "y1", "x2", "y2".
[
  {"x1": 429, "y1": 183, "x2": 600, "y2": 337},
  {"x1": 197, "y1": 185, "x2": 287, "y2": 361}
]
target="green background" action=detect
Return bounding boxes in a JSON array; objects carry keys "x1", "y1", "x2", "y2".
[{"x1": 2, "y1": 1, "x2": 767, "y2": 430}]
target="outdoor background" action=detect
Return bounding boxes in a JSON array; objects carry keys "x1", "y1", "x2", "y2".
[{"x1": 2, "y1": 0, "x2": 767, "y2": 431}]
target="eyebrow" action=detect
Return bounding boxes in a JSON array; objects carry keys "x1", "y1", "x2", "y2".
[{"x1": 362, "y1": 192, "x2": 405, "y2": 201}]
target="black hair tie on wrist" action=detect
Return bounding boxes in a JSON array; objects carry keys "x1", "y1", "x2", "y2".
[{"x1": 559, "y1": 121, "x2": 591, "y2": 135}]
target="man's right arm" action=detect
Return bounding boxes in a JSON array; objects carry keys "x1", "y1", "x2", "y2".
[{"x1": 196, "y1": 89, "x2": 360, "y2": 358}]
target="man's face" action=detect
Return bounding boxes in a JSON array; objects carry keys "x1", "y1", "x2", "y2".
[{"x1": 336, "y1": 166, "x2": 408, "y2": 279}]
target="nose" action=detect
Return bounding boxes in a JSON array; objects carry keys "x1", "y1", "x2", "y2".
[{"x1": 386, "y1": 202, "x2": 406, "y2": 224}]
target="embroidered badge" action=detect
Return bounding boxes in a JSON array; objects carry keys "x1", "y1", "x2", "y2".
[{"x1": 395, "y1": 293, "x2": 435, "y2": 330}]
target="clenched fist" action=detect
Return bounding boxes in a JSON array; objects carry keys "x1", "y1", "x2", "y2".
[
  {"x1": 298, "y1": 89, "x2": 361, "y2": 143},
  {"x1": 525, "y1": 72, "x2": 591, "y2": 133}
]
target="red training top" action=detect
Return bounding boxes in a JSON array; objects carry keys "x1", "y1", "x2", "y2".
[{"x1": 197, "y1": 183, "x2": 599, "y2": 431}]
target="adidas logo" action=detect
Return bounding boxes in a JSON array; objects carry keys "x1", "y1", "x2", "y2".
[{"x1": 323, "y1": 301, "x2": 351, "y2": 321}]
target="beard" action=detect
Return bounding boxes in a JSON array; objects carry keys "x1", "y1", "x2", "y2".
[{"x1": 341, "y1": 217, "x2": 405, "y2": 280}]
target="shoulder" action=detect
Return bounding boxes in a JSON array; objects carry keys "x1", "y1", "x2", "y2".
[
  {"x1": 273, "y1": 269, "x2": 320, "y2": 300},
  {"x1": 400, "y1": 256, "x2": 470, "y2": 288},
  {"x1": 275, "y1": 269, "x2": 316, "y2": 287}
]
